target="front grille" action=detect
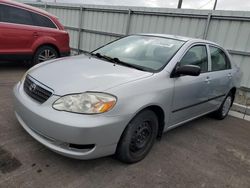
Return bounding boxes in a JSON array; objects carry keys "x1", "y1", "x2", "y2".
[{"x1": 24, "y1": 76, "x2": 52, "y2": 103}]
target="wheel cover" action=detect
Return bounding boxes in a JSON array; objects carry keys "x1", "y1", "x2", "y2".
[
  {"x1": 38, "y1": 49, "x2": 57, "y2": 63},
  {"x1": 222, "y1": 96, "x2": 232, "y2": 117},
  {"x1": 129, "y1": 121, "x2": 153, "y2": 153}
]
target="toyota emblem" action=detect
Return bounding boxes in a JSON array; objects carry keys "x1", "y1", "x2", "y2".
[{"x1": 29, "y1": 83, "x2": 37, "y2": 92}]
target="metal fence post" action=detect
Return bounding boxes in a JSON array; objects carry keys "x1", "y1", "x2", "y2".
[
  {"x1": 213, "y1": 0, "x2": 218, "y2": 10},
  {"x1": 203, "y1": 12, "x2": 212, "y2": 39},
  {"x1": 125, "y1": 9, "x2": 132, "y2": 35},
  {"x1": 77, "y1": 6, "x2": 84, "y2": 54},
  {"x1": 177, "y1": 0, "x2": 183, "y2": 9},
  {"x1": 44, "y1": 2, "x2": 47, "y2": 11}
]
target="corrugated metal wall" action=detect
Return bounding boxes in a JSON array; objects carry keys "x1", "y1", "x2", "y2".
[{"x1": 27, "y1": 2, "x2": 250, "y2": 89}]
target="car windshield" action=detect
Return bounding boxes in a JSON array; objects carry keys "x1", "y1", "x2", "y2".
[{"x1": 92, "y1": 35, "x2": 185, "y2": 72}]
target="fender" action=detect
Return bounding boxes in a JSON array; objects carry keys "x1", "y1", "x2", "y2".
[
  {"x1": 32, "y1": 36, "x2": 59, "y2": 54},
  {"x1": 103, "y1": 71, "x2": 174, "y2": 135}
]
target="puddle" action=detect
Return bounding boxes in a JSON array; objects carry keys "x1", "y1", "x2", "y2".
[
  {"x1": 226, "y1": 148, "x2": 250, "y2": 166},
  {"x1": 31, "y1": 163, "x2": 36, "y2": 167},
  {"x1": 0, "y1": 147, "x2": 22, "y2": 174}
]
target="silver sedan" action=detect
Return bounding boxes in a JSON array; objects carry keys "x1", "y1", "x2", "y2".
[{"x1": 13, "y1": 34, "x2": 241, "y2": 163}]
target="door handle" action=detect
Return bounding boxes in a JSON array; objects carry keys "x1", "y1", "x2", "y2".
[
  {"x1": 205, "y1": 76, "x2": 210, "y2": 84},
  {"x1": 227, "y1": 73, "x2": 232, "y2": 79},
  {"x1": 33, "y1": 32, "x2": 39, "y2": 37}
]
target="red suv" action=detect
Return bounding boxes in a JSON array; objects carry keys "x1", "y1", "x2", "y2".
[{"x1": 0, "y1": 0, "x2": 70, "y2": 65}]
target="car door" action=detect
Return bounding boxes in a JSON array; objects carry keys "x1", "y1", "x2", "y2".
[
  {"x1": 0, "y1": 4, "x2": 36, "y2": 57},
  {"x1": 169, "y1": 44, "x2": 211, "y2": 126},
  {"x1": 206, "y1": 45, "x2": 233, "y2": 109}
]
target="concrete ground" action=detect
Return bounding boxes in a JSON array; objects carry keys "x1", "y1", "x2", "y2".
[{"x1": 0, "y1": 61, "x2": 250, "y2": 188}]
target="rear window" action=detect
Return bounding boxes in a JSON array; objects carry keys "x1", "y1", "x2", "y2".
[
  {"x1": 0, "y1": 5, "x2": 2, "y2": 21},
  {"x1": 0, "y1": 4, "x2": 57, "y2": 29},
  {"x1": 0, "y1": 4, "x2": 33, "y2": 25},
  {"x1": 31, "y1": 12, "x2": 57, "y2": 29}
]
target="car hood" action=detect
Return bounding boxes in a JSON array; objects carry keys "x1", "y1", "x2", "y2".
[{"x1": 28, "y1": 55, "x2": 153, "y2": 95}]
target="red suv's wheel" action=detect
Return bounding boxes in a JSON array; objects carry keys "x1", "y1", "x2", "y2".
[{"x1": 33, "y1": 46, "x2": 59, "y2": 65}]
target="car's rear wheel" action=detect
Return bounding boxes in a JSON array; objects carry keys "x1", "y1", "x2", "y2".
[
  {"x1": 116, "y1": 110, "x2": 158, "y2": 163},
  {"x1": 33, "y1": 46, "x2": 58, "y2": 65},
  {"x1": 212, "y1": 92, "x2": 233, "y2": 120}
]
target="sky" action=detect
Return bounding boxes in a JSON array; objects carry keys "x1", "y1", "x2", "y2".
[{"x1": 25, "y1": 0, "x2": 250, "y2": 11}]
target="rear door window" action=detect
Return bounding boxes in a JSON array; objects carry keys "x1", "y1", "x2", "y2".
[
  {"x1": 0, "y1": 4, "x2": 33, "y2": 26},
  {"x1": 0, "y1": 5, "x2": 3, "y2": 21},
  {"x1": 210, "y1": 46, "x2": 231, "y2": 71},
  {"x1": 31, "y1": 13, "x2": 57, "y2": 29}
]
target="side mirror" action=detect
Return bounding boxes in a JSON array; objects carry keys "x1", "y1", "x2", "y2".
[{"x1": 174, "y1": 65, "x2": 201, "y2": 77}]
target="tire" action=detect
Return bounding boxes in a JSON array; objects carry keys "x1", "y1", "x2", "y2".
[
  {"x1": 116, "y1": 110, "x2": 159, "y2": 163},
  {"x1": 33, "y1": 45, "x2": 58, "y2": 65},
  {"x1": 212, "y1": 92, "x2": 233, "y2": 120}
]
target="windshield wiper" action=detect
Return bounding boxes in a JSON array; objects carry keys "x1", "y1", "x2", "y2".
[
  {"x1": 91, "y1": 53, "x2": 152, "y2": 72},
  {"x1": 91, "y1": 53, "x2": 114, "y2": 62},
  {"x1": 112, "y1": 58, "x2": 152, "y2": 72}
]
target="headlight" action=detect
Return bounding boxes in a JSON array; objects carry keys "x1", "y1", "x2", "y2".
[{"x1": 53, "y1": 92, "x2": 117, "y2": 114}]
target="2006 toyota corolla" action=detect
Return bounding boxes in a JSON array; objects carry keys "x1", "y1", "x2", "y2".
[{"x1": 14, "y1": 34, "x2": 241, "y2": 163}]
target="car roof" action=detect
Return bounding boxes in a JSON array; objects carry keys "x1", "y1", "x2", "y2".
[
  {"x1": 139, "y1": 33, "x2": 219, "y2": 45},
  {"x1": 0, "y1": 0, "x2": 56, "y2": 18}
]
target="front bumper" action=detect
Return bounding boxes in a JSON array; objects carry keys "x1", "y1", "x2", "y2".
[{"x1": 13, "y1": 82, "x2": 131, "y2": 159}]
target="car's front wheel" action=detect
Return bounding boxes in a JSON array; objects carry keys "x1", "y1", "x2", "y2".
[
  {"x1": 33, "y1": 46, "x2": 59, "y2": 65},
  {"x1": 116, "y1": 110, "x2": 159, "y2": 163}
]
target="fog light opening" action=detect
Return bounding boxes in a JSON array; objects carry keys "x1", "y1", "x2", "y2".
[{"x1": 69, "y1": 144, "x2": 95, "y2": 150}]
